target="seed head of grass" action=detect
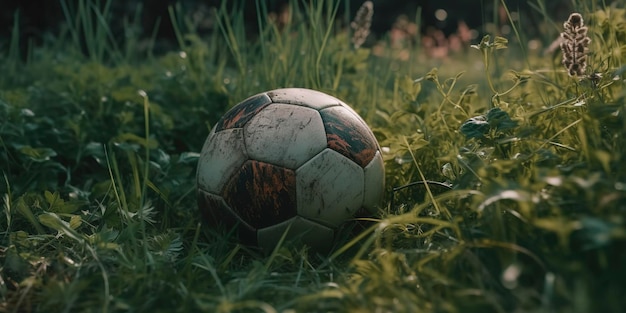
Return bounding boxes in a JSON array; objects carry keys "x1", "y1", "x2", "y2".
[
  {"x1": 560, "y1": 13, "x2": 591, "y2": 77},
  {"x1": 351, "y1": 1, "x2": 374, "y2": 49}
]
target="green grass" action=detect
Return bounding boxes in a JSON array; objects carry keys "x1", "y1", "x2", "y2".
[{"x1": 2, "y1": 0, "x2": 626, "y2": 312}]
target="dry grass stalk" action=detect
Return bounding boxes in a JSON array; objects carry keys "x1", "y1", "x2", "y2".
[
  {"x1": 560, "y1": 13, "x2": 591, "y2": 77},
  {"x1": 351, "y1": 1, "x2": 374, "y2": 49}
]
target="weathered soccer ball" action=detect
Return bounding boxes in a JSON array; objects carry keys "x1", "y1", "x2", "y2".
[{"x1": 196, "y1": 88, "x2": 384, "y2": 252}]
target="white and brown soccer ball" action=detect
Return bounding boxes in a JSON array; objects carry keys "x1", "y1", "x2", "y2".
[{"x1": 196, "y1": 88, "x2": 384, "y2": 252}]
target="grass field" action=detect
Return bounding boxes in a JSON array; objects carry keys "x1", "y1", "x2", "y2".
[{"x1": 1, "y1": 0, "x2": 626, "y2": 312}]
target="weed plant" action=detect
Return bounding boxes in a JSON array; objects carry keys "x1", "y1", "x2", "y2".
[{"x1": 1, "y1": 0, "x2": 626, "y2": 312}]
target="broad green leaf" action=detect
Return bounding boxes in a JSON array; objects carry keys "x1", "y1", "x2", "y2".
[
  {"x1": 486, "y1": 107, "x2": 518, "y2": 131},
  {"x1": 21, "y1": 108, "x2": 35, "y2": 117},
  {"x1": 44, "y1": 190, "x2": 64, "y2": 212},
  {"x1": 113, "y1": 133, "x2": 158, "y2": 149},
  {"x1": 84, "y1": 142, "x2": 106, "y2": 164},
  {"x1": 9, "y1": 230, "x2": 30, "y2": 247},
  {"x1": 16, "y1": 196, "x2": 44, "y2": 234},
  {"x1": 153, "y1": 149, "x2": 171, "y2": 168},
  {"x1": 460, "y1": 115, "x2": 489, "y2": 139},
  {"x1": 460, "y1": 108, "x2": 517, "y2": 139},
  {"x1": 44, "y1": 190, "x2": 83, "y2": 214},
  {"x1": 38, "y1": 212, "x2": 84, "y2": 243},
  {"x1": 177, "y1": 152, "x2": 200, "y2": 164},
  {"x1": 18, "y1": 146, "x2": 57, "y2": 162},
  {"x1": 398, "y1": 75, "x2": 421, "y2": 102},
  {"x1": 69, "y1": 215, "x2": 82, "y2": 230}
]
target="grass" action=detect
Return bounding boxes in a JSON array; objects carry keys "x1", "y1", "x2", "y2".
[{"x1": 1, "y1": 0, "x2": 626, "y2": 312}]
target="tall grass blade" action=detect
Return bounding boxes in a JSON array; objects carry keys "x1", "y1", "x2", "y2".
[{"x1": 8, "y1": 11, "x2": 21, "y2": 74}]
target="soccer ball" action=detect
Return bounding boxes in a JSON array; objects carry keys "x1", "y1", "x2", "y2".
[{"x1": 196, "y1": 88, "x2": 384, "y2": 252}]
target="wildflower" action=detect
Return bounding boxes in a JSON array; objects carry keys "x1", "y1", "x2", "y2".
[
  {"x1": 351, "y1": 1, "x2": 374, "y2": 49},
  {"x1": 560, "y1": 13, "x2": 591, "y2": 77}
]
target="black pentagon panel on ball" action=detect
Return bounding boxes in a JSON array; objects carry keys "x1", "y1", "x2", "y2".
[
  {"x1": 320, "y1": 106, "x2": 379, "y2": 168},
  {"x1": 197, "y1": 190, "x2": 256, "y2": 244},
  {"x1": 214, "y1": 93, "x2": 272, "y2": 132},
  {"x1": 223, "y1": 160, "x2": 298, "y2": 229}
]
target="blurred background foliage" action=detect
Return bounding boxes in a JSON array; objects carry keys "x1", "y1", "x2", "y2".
[{"x1": 0, "y1": 0, "x2": 574, "y2": 57}]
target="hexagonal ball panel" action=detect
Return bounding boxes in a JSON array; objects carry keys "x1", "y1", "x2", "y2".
[
  {"x1": 296, "y1": 149, "x2": 364, "y2": 227},
  {"x1": 197, "y1": 128, "x2": 247, "y2": 194},
  {"x1": 245, "y1": 103, "x2": 327, "y2": 169},
  {"x1": 362, "y1": 150, "x2": 385, "y2": 213},
  {"x1": 215, "y1": 93, "x2": 272, "y2": 132},
  {"x1": 320, "y1": 106, "x2": 379, "y2": 168},
  {"x1": 267, "y1": 88, "x2": 341, "y2": 110},
  {"x1": 223, "y1": 160, "x2": 297, "y2": 229},
  {"x1": 257, "y1": 216, "x2": 335, "y2": 252},
  {"x1": 197, "y1": 190, "x2": 256, "y2": 244}
]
